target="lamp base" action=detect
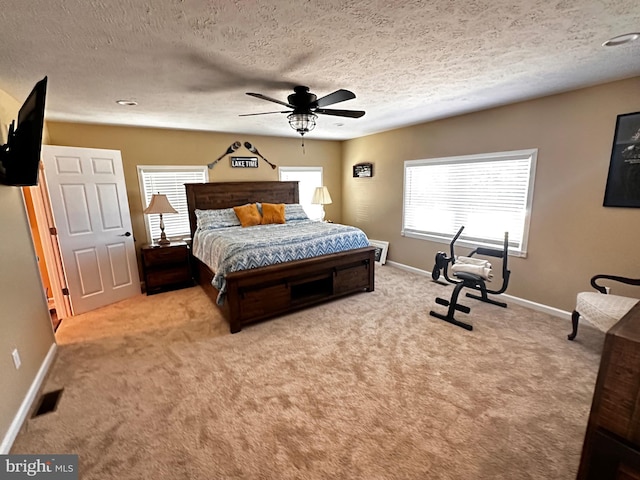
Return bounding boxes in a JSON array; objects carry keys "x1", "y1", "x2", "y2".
[
  {"x1": 158, "y1": 214, "x2": 170, "y2": 245},
  {"x1": 158, "y1": 227, "x2": 171, "y2": 245}
]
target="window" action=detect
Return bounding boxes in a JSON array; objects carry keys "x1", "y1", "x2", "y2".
[
  {"x1": 137, "y1": 165, "x2": 207, "y2": 242},
  {"x1": 278, "y1": 166, "x2": 324, "y2": 220},
  {"x1": 402, "y1": 149, "x2": 537, "y2": 256}
]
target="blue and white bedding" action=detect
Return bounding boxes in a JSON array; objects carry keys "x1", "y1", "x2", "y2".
[{"x1": 192, "y1": 220, "x2": 370, "y2": 305}]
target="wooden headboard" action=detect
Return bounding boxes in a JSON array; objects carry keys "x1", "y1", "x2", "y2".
[{"x1": 185, "y1": 181, "x2": 299, "y2": 237}]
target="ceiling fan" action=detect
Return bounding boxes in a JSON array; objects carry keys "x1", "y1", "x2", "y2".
[{"x1": 240, "y1": 86, "x2": 365, "y2": 138}]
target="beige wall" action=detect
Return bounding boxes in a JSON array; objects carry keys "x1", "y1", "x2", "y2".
[
  {"x1": 343, "y1": 76, "x2": 640, "y2": 312},
  {"x1": 46, "y1": 123, "x2": 343, "y2": 248},
  {"x1": 0, "y1": 88, "x2": 55, "y2": 445}
]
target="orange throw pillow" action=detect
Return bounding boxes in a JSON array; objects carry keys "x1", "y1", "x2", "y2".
[
  {"x1": 233, "y1": 203, "x2": 262, "y2": 227},
  {"x1": 261, "y1": 203, "x2": 286, "y2": 225}
]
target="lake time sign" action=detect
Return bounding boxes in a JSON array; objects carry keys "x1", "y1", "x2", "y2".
[{"x1": 230, "y1": 156, "x2": 258, "y2": 168}]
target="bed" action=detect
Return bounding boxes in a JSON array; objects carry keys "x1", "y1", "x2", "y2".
[{"x1": 185, "y1": 181, "x2": 375, "y2": 333}]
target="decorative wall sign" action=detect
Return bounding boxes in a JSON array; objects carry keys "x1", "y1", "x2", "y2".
[
  {"x1": 230, "y1": 156, "x2": 258, "y2": 168},
  {"x1": 603, "y1": 111, "x2": 640, "y2": 207},
  {"x1": 353, "y1": 163, "x2": 373, "y2": 177}
]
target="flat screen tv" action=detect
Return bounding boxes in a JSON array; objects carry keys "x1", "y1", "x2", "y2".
[{"x1": 0, "y1": 76, "x2": 48, "y2": 186}]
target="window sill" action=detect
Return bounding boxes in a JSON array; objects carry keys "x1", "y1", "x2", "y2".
[{"x1": 401, "y1": 230, "x2": 527, "y2": 258}]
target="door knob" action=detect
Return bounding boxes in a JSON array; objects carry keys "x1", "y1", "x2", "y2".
[{"x1": 119, "y1": 232, "x2": 132, "y2": 237}]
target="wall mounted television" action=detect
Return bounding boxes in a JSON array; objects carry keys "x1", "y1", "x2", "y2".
[{"x1": 0, "y1": 76, "x2": 48, "y2": 186}]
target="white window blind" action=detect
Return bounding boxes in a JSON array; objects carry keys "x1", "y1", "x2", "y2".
[
  {"x1": 403, "y1": 149, "x2": 537, "y2": 256},
  {"x1": 137, "y1": 166, "x2": 207, "y2": 242},
  {"x1": 279, "y1": 166, "x2": 324, "y2": 220}
]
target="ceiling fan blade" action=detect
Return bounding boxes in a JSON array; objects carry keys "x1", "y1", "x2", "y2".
[
  {"x1": 315, "y1": 108, "x2": 365, "y2": 118},
  {"x1": 246, "y1": 92, "x2": 295, "y2": 109},
  {"x1": 182, "y1": 49, "x2": 303, "y2": 92},
  {"x1": 315, "y1": 89, "x2": 356, "y2": 108},
  {"x1": 193, "y1": 80, "x2": 298, "y2": 93},
  {"x1": 239, "y1": 110, "x2": 291, "y2": 117},
  {"x1": 257, "y1": 80, "x2": 299, "y2": 90}
]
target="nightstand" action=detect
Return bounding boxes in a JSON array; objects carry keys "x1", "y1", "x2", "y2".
[{"x1": 141, "y1": 241, "x2": 193, "y2": 295}]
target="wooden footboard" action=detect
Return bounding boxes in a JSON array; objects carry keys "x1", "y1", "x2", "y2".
[{"x1": 195, "y1": 247, "x2": 375, "y2": 333}]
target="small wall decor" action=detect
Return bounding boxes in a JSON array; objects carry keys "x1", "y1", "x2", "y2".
[
  {"x1": 207, "y1": 141, "x2": 241, "y2": 169},
  {"x1": 369, "y1": 239, "x2": 389, "y2": 265},
  {"x1": 603, "y1": 111, "x2": 640, "y2": 207},
  {"x1": 207, "y1": 141, "x2": 277, "y2": 170},
  {"x1": 244, "y1": 142, "x2": 277, "y2": 169},
  {"x1": 353, "y1": 163, "x2": 373, "y2": 178},
  {"x1": 230, "y1": 156, "x2": 258, "y2": 168}
]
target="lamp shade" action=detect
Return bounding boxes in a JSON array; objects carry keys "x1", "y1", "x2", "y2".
[
  {"x1": 143, "y1": 194, "x2": 178, "y2": 214},
  {"x1": 312, "y1": 186, "x2": 332, "y2": 205}
]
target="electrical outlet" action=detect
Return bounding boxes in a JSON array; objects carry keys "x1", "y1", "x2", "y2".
[{"x1": 11, "y1": 348, "x2": 21, "y2": 369}]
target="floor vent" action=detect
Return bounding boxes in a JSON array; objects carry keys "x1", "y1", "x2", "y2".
[{"x1": 32, "y1": 388, "x2": 64, "y2": 418}]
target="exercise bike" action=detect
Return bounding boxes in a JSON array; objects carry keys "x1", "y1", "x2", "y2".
[{"x1": 430, "y1": 226, "x2": 511, "y2": 331}]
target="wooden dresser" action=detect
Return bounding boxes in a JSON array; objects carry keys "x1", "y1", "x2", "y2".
[{"x1": 577, "y1": 302, "x2": 640, "y2": 479}]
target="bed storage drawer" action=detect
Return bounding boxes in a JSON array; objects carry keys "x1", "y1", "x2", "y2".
[
  {"x1": 333, "y1": 261, "x2": 371, "y2": 295},
  {"x1": 239, "y1": 283, "x2": 290, "y2": 318}
]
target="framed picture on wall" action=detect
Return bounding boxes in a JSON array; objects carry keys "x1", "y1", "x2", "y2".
[
  {"x1": 353, "y1": 163, "x2": 373, "y2": 177},
  {"x1": 603, "y1": 111, "x2": 640, "y2": 207},
  {"x1": 369, "y1": 239, "x2": 389, "y2": 265}
]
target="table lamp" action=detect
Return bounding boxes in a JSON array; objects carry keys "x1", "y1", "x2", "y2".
[
  {"x1": 312, "y1": 186, "x2": 332, "y2": 221},
  {"x1": 143, "y1": 193, "x2": 177, "y2": 245}
]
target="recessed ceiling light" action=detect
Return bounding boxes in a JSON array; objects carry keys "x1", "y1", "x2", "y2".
[
  {"x1": 602, "y1": 33, "x2": 640, "y2": 47},
  {"x1": 116, "y1": 99, "x2": 138, "y2": 106}
]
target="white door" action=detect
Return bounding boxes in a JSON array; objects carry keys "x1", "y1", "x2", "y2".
[{"x1": 41, "y1": 145, "x2": 141, "y2": 314}]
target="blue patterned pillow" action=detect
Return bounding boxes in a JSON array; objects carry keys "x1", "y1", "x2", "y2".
[
  {"x1": 285, "y1": 204, "x2": 309, "y2": 221},
  {"x1": 195, "y1": 208, "x2": 241, "y2": 229}
]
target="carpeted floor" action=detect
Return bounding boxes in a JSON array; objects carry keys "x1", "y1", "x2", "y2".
[{"x1": 12, "y1": 265, "x2": 603, "y2": 479}]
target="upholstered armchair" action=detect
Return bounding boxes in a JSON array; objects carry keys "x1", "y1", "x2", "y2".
[{"x1": 568, "y1": 275, "x2": 640, "y2": 341}]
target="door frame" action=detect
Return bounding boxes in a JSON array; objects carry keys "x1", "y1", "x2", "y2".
[{"x1": 26, "y1": 162, "x2": 72, "y2": 319}]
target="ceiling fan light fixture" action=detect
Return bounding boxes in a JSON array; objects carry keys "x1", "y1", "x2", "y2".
[{"x1": 288, "y1": 112, "x2": 317, "y2": 136}]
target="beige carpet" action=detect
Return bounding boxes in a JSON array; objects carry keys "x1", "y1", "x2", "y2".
[{"x1": 12, "y1": 265, "x2": 603, "y2": 479}]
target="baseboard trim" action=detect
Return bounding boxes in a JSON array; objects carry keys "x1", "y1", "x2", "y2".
[
  {"x1": 0, "y1": 342, "x2": 58, "y2": 454},
  {"x1": 500, "y1": 292, "x2": 571, "y2": 320},
  {"x1": 385, "y1": 260, "x2": 430, "y2": 277},
  {"x1": 385, "y1": 260, "x2": 571, "y2": 321}
]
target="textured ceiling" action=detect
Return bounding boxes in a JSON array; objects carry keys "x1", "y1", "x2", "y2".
[{"x1": 0, "y1": 0, "x2": 639, "y2": 140}]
